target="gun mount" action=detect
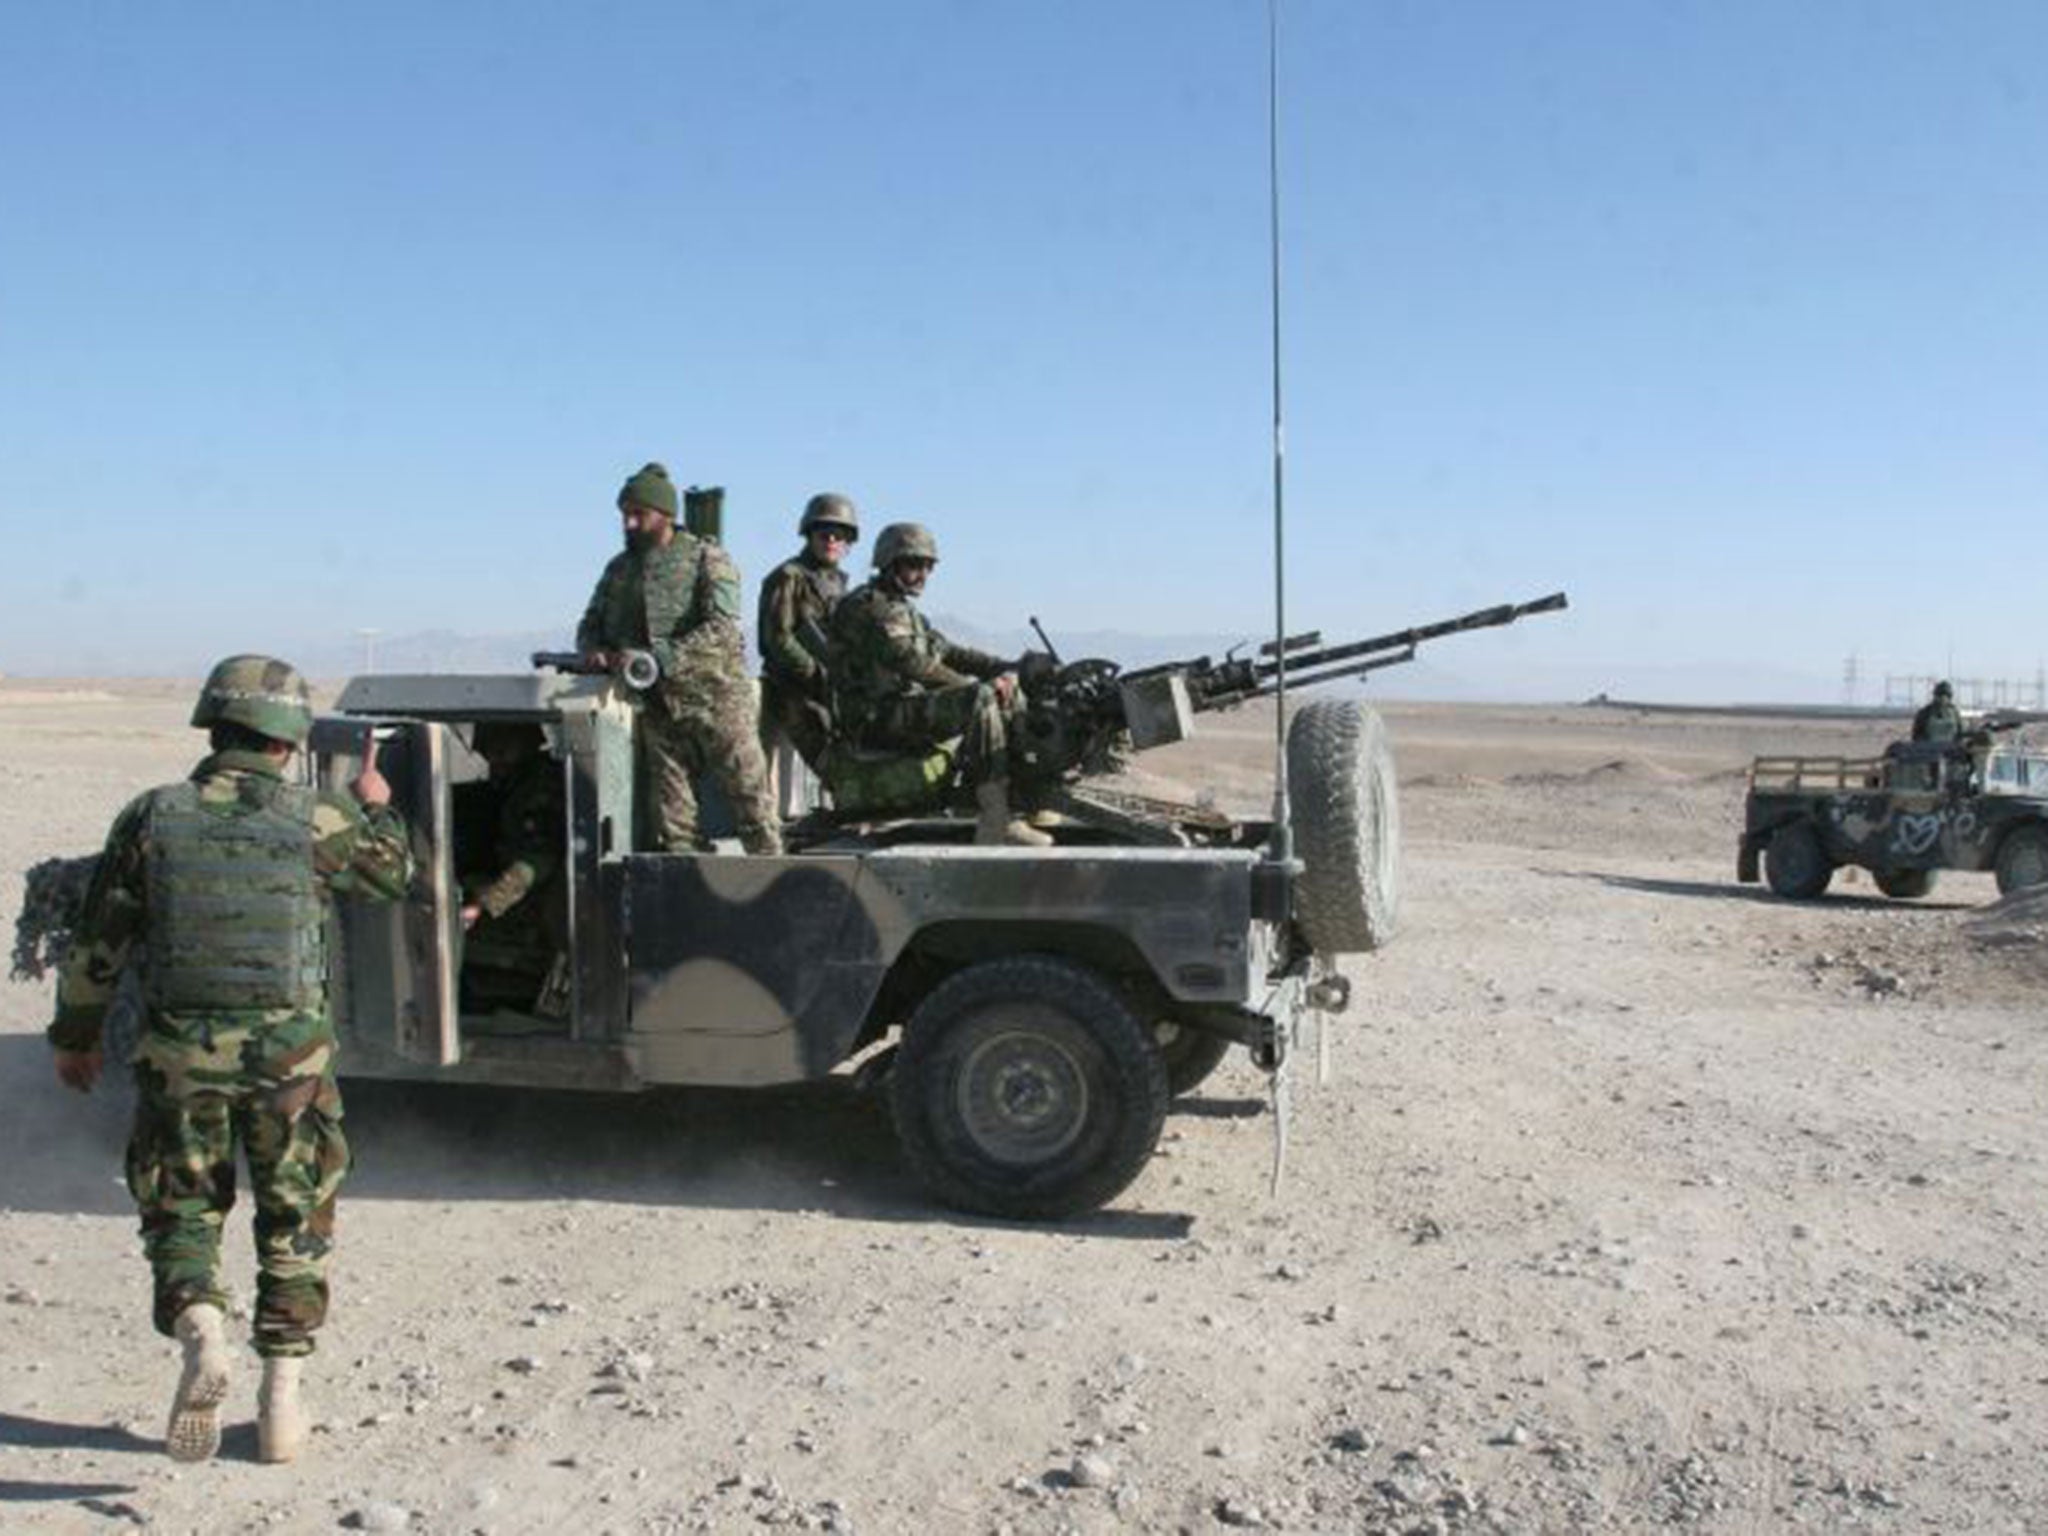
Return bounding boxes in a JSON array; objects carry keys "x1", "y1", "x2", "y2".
[{"x1": 1012, "y1": 591, "x2": 1569, "y2": 789}]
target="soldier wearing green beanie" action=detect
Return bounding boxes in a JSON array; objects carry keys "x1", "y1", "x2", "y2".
[
  {"x1": 576, "y1": 463, "x2": 781, "y2": 854},
  {"x1": 617, "y1": 461, "x2": 680, "y2": 520}
]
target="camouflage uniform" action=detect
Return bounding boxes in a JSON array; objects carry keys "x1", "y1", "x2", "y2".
[
  {"x1": 50, "y1": 750, "x2": 413, "y2": 1357},
  {"x1": 577, "y1": 534, "x2": 781, "y2": 854},
  {"x1": 461, "y1": 749, "x2": 566, "y2": 1002},
  {"x1": 757, "y1": 551, "x2": 846, "y2": 772},
  {"x1": 828, "y1": 575, "x2": 1017, "y2": 788},
  {"x1": 1913, "y1": 696, "x2": 1963, "y2": 743}
]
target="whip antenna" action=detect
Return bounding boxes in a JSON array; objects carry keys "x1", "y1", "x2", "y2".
[{"x1": 1266, "y1": 0, "x2": 1292, "y2": 863}]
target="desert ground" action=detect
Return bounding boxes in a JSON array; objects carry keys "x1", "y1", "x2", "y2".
[{"x1": 3, "y1": 682, "x2": 2045, "y2": 1535}]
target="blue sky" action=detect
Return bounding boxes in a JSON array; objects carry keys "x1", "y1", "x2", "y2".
[{"x1": 2, "y1": 1, "x2": 2043, "y2": 699}]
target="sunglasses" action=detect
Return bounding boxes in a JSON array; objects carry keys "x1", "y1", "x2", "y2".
[{"x1": 812, "y1": 526, "x2": 855, "y2": 542}]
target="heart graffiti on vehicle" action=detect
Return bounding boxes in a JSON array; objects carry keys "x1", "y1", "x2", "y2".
[{"x1": 1893, "y1": 813, "x2": 1944, "y2": 855}]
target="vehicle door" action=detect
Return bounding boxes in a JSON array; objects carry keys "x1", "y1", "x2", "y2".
[{"x1": 309, "y1": 717, "x2": 459, "y2": 1065}]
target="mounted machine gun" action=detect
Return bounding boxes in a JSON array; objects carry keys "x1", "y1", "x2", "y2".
[{"x1": 1011, "y1": 591, "x2": 1569, "y2": 792}]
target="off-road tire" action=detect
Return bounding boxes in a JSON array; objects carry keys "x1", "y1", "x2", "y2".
[
  {"x1": 891, "y1": 956, "x2": 1168, "y2": 1220},
  {"x1": 1154, "y1": 1020, "x2": 1233, "y2": 1098},
  {"x1": 1763, "y1": 821, "x2": 1833, "y2": 899},
  {"x1": 1874, "y1": 868, "x2": 1937, "y2": 900},
  {"x1": 1286, "y1": 700, "x2": 1399, "y2": 953},
  {"x1": 1995, "y1": 823, "x2": 2048, "y2": 895}
]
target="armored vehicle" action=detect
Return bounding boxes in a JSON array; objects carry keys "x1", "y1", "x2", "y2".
[
  {"x1": 16, "y1": 595, "x2": 1570, "y2": 1218},
  {"x1": 1739, "y1": 728, "x2": 2048, "y2": 901},
  {"x1": 275, "y1": 667, "x2": 1388, "y2": 1219}
]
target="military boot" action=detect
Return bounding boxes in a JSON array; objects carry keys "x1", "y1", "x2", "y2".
[
  {"x1": 974, "y1": 780, "x2": 1053, "y2": 847},
  {"x1": 257, "y1": 1356, "x2": 308, "y2": 1463},
  {"x1": 166, "y1": 1303, "x2": 231, "y2": 1463}
]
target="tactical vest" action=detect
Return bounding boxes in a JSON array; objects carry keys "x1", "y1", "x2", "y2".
[
  {"x1": 830, "y1": 584, "x2": 940, "y2": 731},
  {"x1": 143, "y1": 778, "x2": 326, "y2": 1013}
]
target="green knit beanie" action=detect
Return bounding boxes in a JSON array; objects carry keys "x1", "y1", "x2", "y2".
[{"x1": 617, "y1": 461, "x2": 679, "y2": 518}]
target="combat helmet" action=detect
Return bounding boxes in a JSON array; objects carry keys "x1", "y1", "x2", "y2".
[
  {"x1": 190, "y1": 655, "x2": 314, "y2": 746},
  {"x1": 873, "y1": 522, "x2": 938, "y2": 569},
  {"x1": 1934, "y1": 680, "x2": 1954, "y2": 699},
  {"x1": 799, "y1": 492, "x2": 860, "y2": 542}
]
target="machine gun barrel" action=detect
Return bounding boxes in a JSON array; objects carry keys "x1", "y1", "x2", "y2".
[
  {"x1": 1012, "y1": 591, "x2": 1568, "y2": 787},
  {"x1": 1244, "y1": 591, "x2": 1567, "y2": 698}
]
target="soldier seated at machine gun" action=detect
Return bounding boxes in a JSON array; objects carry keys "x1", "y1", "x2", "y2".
[
  {"x1": 807, "y1": 583, "x2": 1568, "y2": 847},
  {"x1": 452, "y1": 721, "x2": 569, "y2": 1022},
  {"x1": 822, "y1": 521, "x2": 1052, "y2": 846}
]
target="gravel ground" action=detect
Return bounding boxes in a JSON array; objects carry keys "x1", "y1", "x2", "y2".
[{"x1": 2, "y1": 686, "x2": 2044, "y2": 1534}]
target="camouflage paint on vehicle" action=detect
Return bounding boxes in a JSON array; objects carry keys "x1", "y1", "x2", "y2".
[{"x1": 307, "y1": 671, "x2": 1302, "y2": 1094}]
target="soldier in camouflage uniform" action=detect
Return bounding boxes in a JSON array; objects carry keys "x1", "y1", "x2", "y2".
[
  {"x1": 1913, "y1": 680, "x2": 1963, "y2": 743},
  {"x1": 458, "y1": 722, "x2": 567, "y2": 1013},
  {"x1": 48, "y1": 655, "x2": 413, "y2": 1466},
  {"x1": 576, "y1": 462, "x2": 781, "y2": 855},
  {"x1": 757, "y1": 493, "x2": 858, "y2": 813},
  {"x1": 828, "y1": 522, "x2": 1051, "y2": 846}
]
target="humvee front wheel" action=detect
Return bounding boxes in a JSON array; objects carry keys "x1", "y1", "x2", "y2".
[
  {"x1": 1154, "y1": 1020, "x2": 1233, "y2": 1098},
  {"x1": 1995, "y1": 824, "x2": 2048, "y2": 895},
  {"x1": 1286, "y1": 700, "x2": 1399, "y2": 953},
  {"x1": 1874, "y1": 868, "x2": 1937, "y2": 900},
  {"x1": 1763, "y1": 821, "x2": 1832, "y2": 899},
  {"x1": 892, "y1": 956, "x2": 1168, "y2": 1219}
]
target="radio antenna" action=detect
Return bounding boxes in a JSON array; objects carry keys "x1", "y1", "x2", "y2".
[{"x1": 1265, "y1": 0, "x2": 1292, "y2": 865}]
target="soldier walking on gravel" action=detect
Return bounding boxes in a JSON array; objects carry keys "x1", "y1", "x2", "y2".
[
  {"x1": 47, "y1": 655, "x2": 413, "y2": 1465},
  {"x1": 576, "y1": 461, "x2": 781, "y2": 854},
  {"x1": 828, "y1": 521, "x2": 1051, "y2": 846},
  {"x1": 756, "y1": 493, "x2": 857, "y2": 815}
]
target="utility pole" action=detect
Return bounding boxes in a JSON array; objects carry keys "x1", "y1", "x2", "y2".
[{"x1": 356, "y1": 628, "x2": 380, "y2": 674}]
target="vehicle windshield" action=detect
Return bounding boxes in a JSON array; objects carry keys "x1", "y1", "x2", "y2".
[{"x1": 1985, "y1": 752, "x2": 2048, "y2": 793}]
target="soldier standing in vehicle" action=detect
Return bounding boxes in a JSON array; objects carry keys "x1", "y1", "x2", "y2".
[
  {"x1": 757, "y1": 492, "x2": 857, "y2": 814},
  {"x1": 1913, "y1": 680, "x2": 1963, "y2": 743},
  {"x1": 828, "y1": 521, "x2": 1051, "y2": 846},
  {"x1": 576, "y1": 461, "x2": 781, "y2": 854},
  {"x1": 47, "y1": 655, "x2": 413, "y2": 1466}
]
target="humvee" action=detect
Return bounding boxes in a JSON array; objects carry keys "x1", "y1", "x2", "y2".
[
  {"x1": 1738, "y1": 730, "x2": 2048, "y2": 901},
  {"x1": 299, "y1": 668, "x2": 1388, "y2": 1219}
]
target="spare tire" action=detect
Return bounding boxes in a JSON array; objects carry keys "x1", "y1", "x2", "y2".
[
  {"x1": 1286, "y1": 699, "x2": 1399, "y2": 953},
  {"x1": 1995, "y1": 823, "x2": 2048, "y2": 895}
]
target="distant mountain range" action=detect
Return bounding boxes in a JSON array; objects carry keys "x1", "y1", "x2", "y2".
[
  {"x1": 11, "y1": 619, "x2": 1847, "y2": 707},
  {"x1": 282, "y1": 617, "x2": 1841, "y2": 706},
  {"x1": 289, "y1": 616, "x2": 1281, "y2": 682}
]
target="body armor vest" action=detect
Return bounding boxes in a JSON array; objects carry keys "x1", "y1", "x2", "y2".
[{"x1": 144, "y1": 778, "x2": 326, "y2": 1013}]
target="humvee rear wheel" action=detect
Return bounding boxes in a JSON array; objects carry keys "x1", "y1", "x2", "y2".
[
  {"x1": 1874, "y1": 868, "x2": 1937, "y2": 900},
  {"x1": 1763, "y1": 821, "x2": 1832, "y2": 899},
  {"x1": 1286, "y1": 700, "x2": 1399, "y2": 953},
  {"x1": 892, "y1": 957, "x2": 1168, "y2": 1219},
  {"x1": 1154, "y1": 1020, "x2": 1233, "y2": 1097},
  {"x1": 1995, "y1": 824, "x2": 2048, "y2": 895}
]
